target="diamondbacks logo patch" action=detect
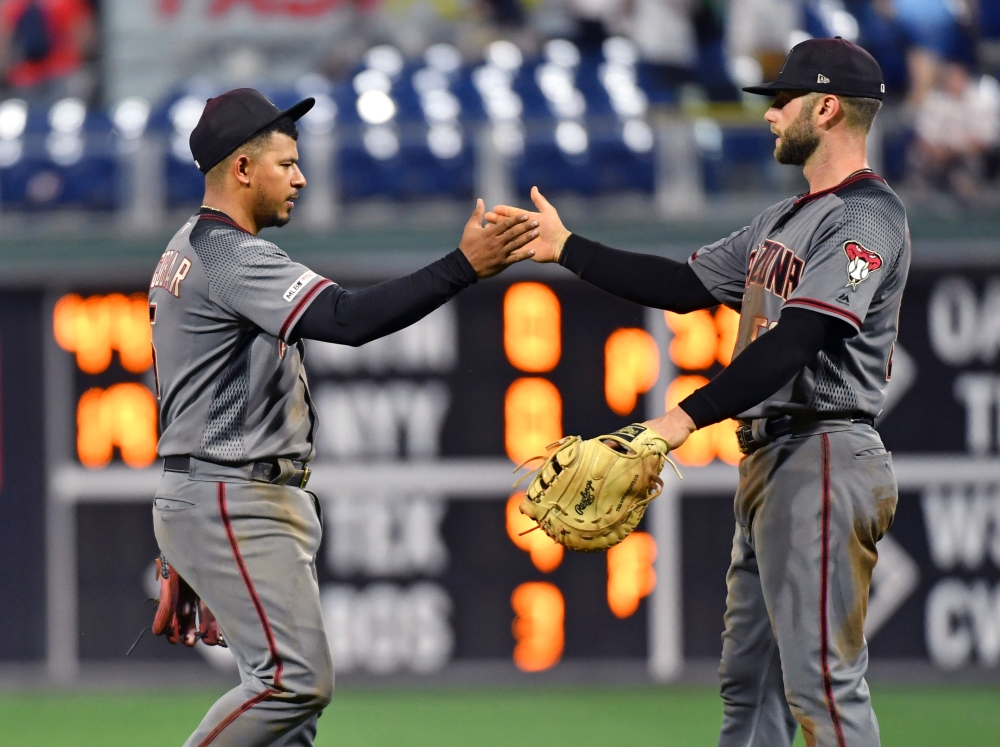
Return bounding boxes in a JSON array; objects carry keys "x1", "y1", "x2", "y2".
[{"x1": 843, "y1": 240, "x2": 882, "y2": 290}]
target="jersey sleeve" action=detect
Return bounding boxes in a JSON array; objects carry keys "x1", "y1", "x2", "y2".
[
  {"x1": 687, "y1": 218, "x2": 761, "y2": 309},
  {"x1": 783, "y1": 191, "x2": 907, "y2": 332},
  {"x1": 199, "y1": 232, "x2": 334, "y2": 341}
]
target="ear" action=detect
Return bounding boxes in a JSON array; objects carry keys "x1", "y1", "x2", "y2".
[
  {"x1": 816, "y1": 95, "x2": 843, "y2": 129},
  {"x1": 232, "y1": 154, "x2": 253, "y2": 188}
]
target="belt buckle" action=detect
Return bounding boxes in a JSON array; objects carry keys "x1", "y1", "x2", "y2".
[
  {"x1": 736, "y1": 425, "x2": 754, "y2": 455},
  {"x1": 299, "y1": 467, "x2": 311, "y2": 489}
]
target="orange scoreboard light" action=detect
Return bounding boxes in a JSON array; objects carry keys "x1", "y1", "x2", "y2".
[
  {"x1": 664, "y1": 308, "x2": 742, "y2": 466},
  {"x1": 53, "y1": 292, "x2": 158, "y2": 469},
  {"x1": 500, "y1": 280, "x2": 662, "y2": 671}
]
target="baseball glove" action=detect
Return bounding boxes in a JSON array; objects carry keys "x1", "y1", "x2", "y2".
[
  {"x1": 515, "y1": 423, "x2": 681, "y2": 552},
  {"x1": 151, "y1": 556, "x2": 226, "y2": 648}
]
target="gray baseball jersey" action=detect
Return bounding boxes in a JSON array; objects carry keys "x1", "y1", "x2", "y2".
[
  {"x1": 149, "y1": 208, "x2": 333, "y2": 463},
  {"x1": 688, "y1": 173, "x2": 910, "y2": 420}
]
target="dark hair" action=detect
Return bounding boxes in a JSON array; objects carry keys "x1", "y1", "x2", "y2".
[
  {"x1": 206, "y1": 116, "x2": 299, "y2": 184},
  {"x1": 246, "y1": 115, "x2": 299, "y2": 149}
]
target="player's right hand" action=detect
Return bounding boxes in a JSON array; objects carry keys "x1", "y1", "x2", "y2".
[
  {"x1": 486, "y1": 186, "x2": 571, "y2": 264},
  {"x1": 458, "y1": 199, "x2": 539, "y2": 279}
]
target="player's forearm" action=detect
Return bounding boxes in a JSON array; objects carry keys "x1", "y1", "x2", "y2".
[
  {"x1": 678, "y1": 308, "x2": 848, "y2": 428},
  {"x1": 294, "y1": 249, "x2": 476, "y2": 345},
  {"x1": 559, "y1": 234, "x2": 718, "y2": 312}
]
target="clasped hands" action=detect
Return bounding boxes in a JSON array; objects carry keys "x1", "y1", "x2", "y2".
[{"x1": 482, "y1": 186, "x2": 697, "y2": 451}]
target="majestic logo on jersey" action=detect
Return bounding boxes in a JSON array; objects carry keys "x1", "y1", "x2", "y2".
[
  {"x1": 843, "y1": 240, "x2": 882, "y2": 290},
  {"x1": 746, "y1": 240, "x2": 804, "y2": 301},
  {"x1": 150, "y1": 250, "x2": 193, "y2": 298}
]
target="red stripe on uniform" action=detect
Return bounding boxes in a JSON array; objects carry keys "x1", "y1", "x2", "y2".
[
  {"x1": 198, "y1": 213, "x2": 251, "y2": 234},
  {"x1": 793, "y1": 172, "x2": 884, "y2": 207},
  {"x1": 819, "y1": 433, "x2": 848, "y2": 747},
  {"x1": 195, "y1": 690, "x2": 272, "y2": 747},
  {"x1": 217, "y1": 482, "x2": 284, "y2": 688},
  {"x1": 784, "y1": 298, "x2": 862, "y2": 329},
  {"x1": 278, "y1": 278, "x2": 333, "y2": 341}
]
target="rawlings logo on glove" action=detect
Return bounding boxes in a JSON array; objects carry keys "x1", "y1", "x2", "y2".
[{"x1": 515, "y1": 424, "x2": 682, "y2": 552}]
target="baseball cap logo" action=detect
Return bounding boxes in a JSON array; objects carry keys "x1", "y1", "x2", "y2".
[{"x1": 817, "y1": 74, "x2": 830, "y2": 84}]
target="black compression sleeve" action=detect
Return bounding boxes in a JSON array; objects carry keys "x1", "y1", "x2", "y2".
[
  {"x1": 293, "y1": 248, "x2": 477, "y2": 345},
  {"x1": 559, "y1": 233, "x2": 719, "y2": 312},
  {"x1": 678, "y1": 308, "x2": 855, "y2": 428}
]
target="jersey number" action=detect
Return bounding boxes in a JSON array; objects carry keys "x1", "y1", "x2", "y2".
[
  {"x1": 751, "y1": 316, "x2": 778, "y2": 341},
  {"x1": 149, "y1": 301, "x2": 161, "y2": 400}
]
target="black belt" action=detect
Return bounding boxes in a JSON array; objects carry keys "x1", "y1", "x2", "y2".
[
  {"x1": 735, "y1": 414, "x2": 875, "y2": 456},
  {"x1": 164, "y1": 456, "x2": 311, "y2": 488}
]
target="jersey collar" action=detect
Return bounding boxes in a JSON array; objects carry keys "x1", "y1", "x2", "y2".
[
  {"x1": 197, "y1": 206, "x2": 252, "y2": 234},
  {"x1": 792, "y1": 171, "x2": 885, "y2": 208},
  {"x1": 769, "y1": 171, "x2": 886, "y2": 234}
]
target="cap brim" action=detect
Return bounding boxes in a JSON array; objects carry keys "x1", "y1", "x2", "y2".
[
  {"x1": 742, "y1": 83, "x2": 884, "y2": 100},
  {"x1": 250, "y1": 97, "x2": 316, "y2": 141},
  {"x1": 741, "y1": 82, "x2": 814, "y2": 96},
  {"x1": 281, "y1": 97, "x2": 316, "y2": 122}
]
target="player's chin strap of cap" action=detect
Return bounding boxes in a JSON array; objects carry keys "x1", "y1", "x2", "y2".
[
  {"x1": 736, "y1": 413, "x2": 875, "y2": 456},
  {"x1": 164, "y1": 456, "x2": 311, "y2": 489}
]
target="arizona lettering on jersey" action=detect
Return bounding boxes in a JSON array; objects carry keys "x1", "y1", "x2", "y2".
[
  {"x1": 745, "y1": 240, "x2": 804, "y2": 301},
  {"x1": 688, "y1": 172, "x2": 910, "y2": 420}
]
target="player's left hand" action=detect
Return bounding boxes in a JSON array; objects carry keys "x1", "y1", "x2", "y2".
[
  {"x1": 459, "y1": 199, "x2": 539, "y2": 279},
  {"x1": 643, "y1": 407, "x2": 697, "y2": 450}
]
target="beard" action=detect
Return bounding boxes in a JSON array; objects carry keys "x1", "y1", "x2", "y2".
[
  {"x1": 774, "y1": 109, "x2": 821, "y2": 166},
  {"x1": 267, "y1": 213, "x2": 291, "y2": 229},
  {"x1": 252, "y1": 190, "x2": 294, "y2": 229}
]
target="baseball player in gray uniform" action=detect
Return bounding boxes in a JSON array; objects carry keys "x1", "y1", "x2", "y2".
[
  {"x1": 148, "y1": 88, "x2": 538, "y2": 746},
  {"x1": 491, "y1": 38, "x2": 906, "y2": 747}
]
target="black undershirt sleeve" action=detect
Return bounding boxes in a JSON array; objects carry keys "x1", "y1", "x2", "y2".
[
  {"x1": 292, "y1": 248, "x2": 477, "y2": 345},
  {"x1": 559, "y1": 233, "x2": 720, "y2": 312},
  {"x1": 678, "y1": 308, "x2": 855, "y2": 429}
]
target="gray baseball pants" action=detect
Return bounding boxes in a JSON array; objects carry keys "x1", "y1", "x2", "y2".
[
  {"x1": 152, "y1": 460, "x2": 333, "y2": 747},
  {"x1": 717, "y1": 421, "x2": 897, "y2": 747}
]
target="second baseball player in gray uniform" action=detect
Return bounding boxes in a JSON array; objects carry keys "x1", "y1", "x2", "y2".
[
  {"x1": 149, "y1": 88, "x2": 537, "y2": 746},
  {"x1": 490, "y1": 38, "x2": 905, "y2": 747}
]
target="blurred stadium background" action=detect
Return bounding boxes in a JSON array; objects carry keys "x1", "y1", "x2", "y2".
[{"x1": 0, "y1": 0, "x2": 998, "y2": 744}]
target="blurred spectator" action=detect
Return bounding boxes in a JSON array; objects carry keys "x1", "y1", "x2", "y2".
[
  {"x1": 563, "y1": 0, "x2": 625, "y2": 48},
  {"x1": 910, "y1": 62, "x2": 1000, "y2": 197},
  {"x1": 891, "y1": 0, "x2": 973, "y2": 107},
  {"x1": 478, "y1": 0, "x2": 526, "y2": 28},
  {"x1": 0, "y1": 0, "x2": 95, "y2": 102},
  {"x1": 628, "y1": 0, "x2": 698, "y2": 85},
  {"x1": 726, "y1": 0, "x2": 801, "y2": 80},
  {"x1": 976, "y1": 0, "x2": 1000, "y2": 76}
]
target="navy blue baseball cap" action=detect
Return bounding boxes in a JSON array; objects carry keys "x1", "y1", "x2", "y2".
[
  {"x1": 190, "y1": 88, "x2": 315, "y2": 174},
  {"x1": 743, "y1": 37, "x2": 885, "y2": 100}
]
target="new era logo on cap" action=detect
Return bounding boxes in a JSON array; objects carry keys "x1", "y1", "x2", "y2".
[{"x1": 817, "y1": 74, "x2": 830, "y2": 84}]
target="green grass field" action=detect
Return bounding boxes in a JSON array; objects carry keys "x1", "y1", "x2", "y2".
[{"x1": 1, "y1": 685, "x2": 998, "y2": 746}]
